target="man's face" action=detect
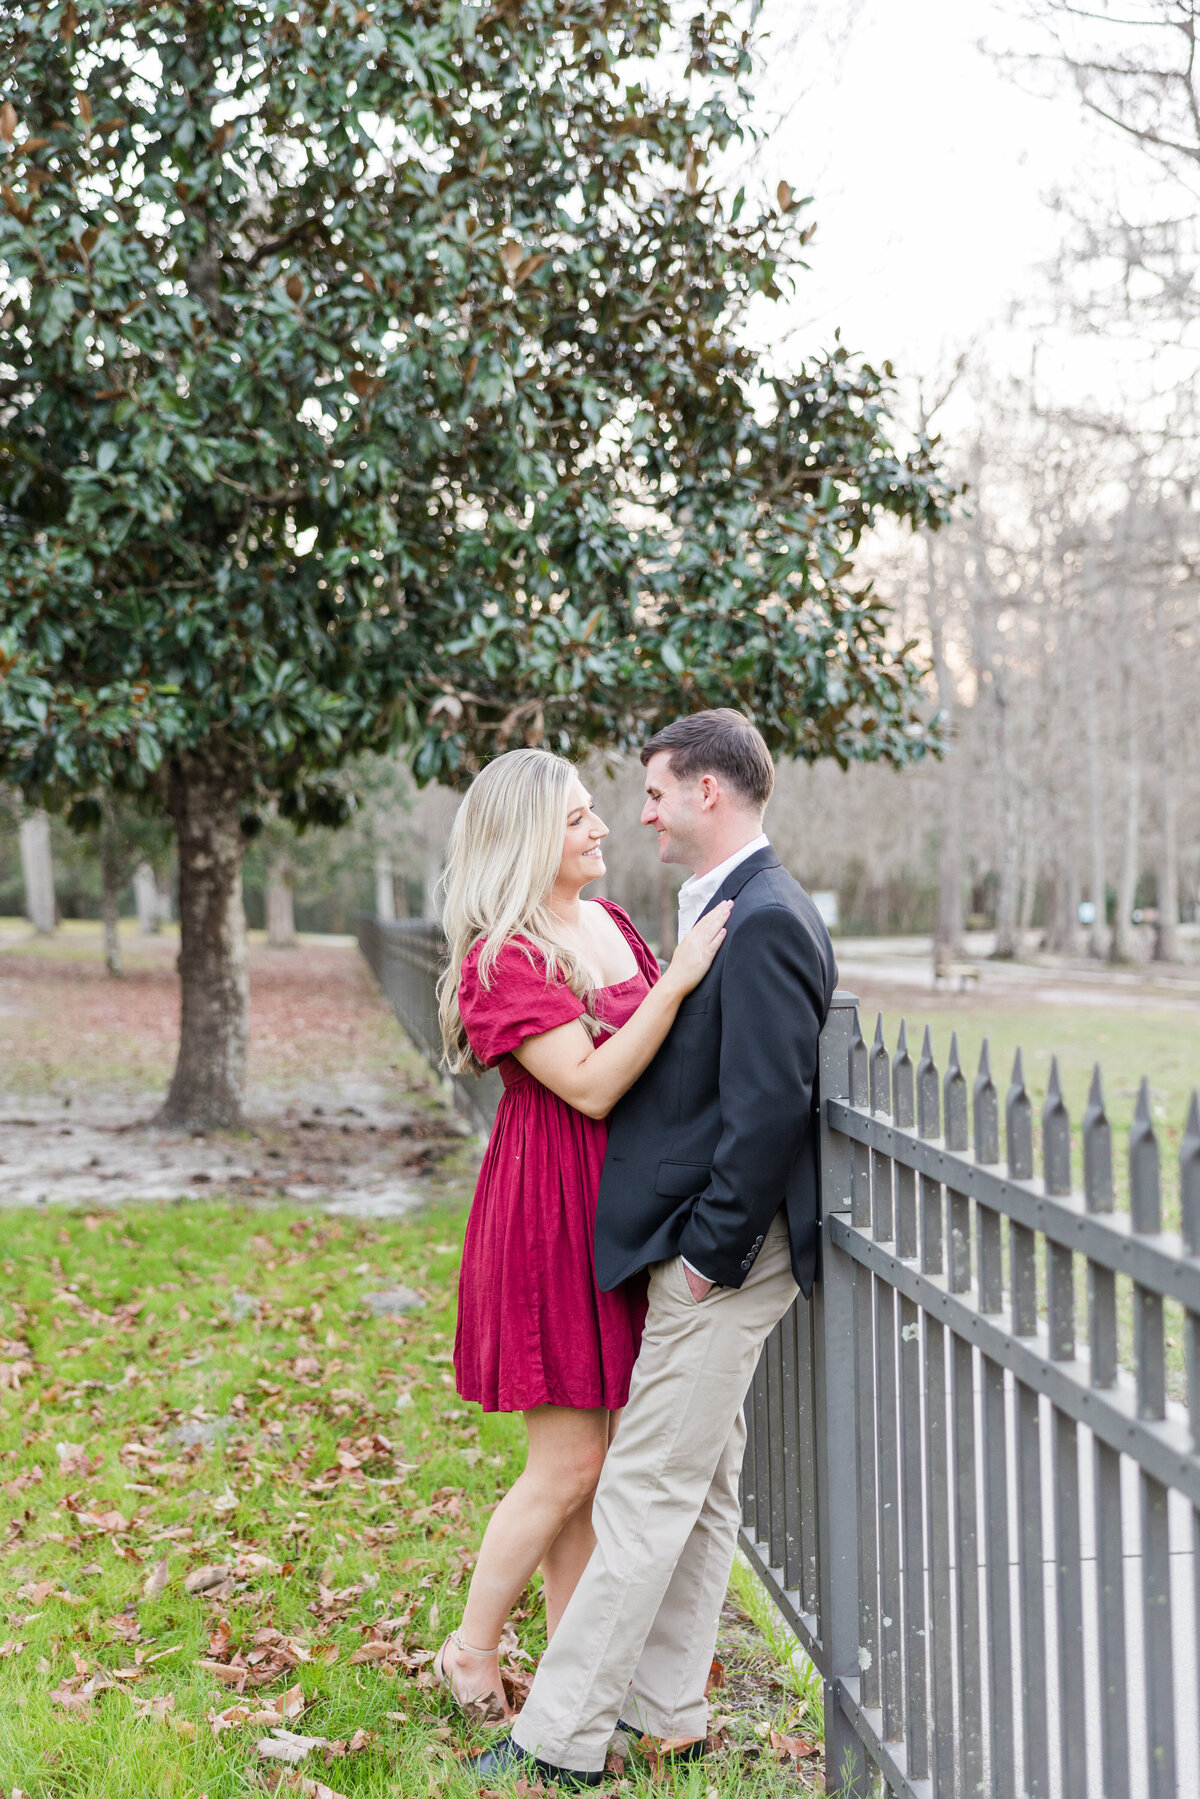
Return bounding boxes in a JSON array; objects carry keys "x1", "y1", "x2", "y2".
[{"x1": 640, "y1": 751, "x2": 708, "y2": 867}]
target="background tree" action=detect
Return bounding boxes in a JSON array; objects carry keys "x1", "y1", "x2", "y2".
[
  {"x1": 64, "y1": 793, "x2": 172, "y2": 974},
  {"x1": 0, "y1": 0, "x2": 952, "y2": 1127}
]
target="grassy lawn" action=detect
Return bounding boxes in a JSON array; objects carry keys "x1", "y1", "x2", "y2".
[
  {"x1": 0, "y1": 928, "x2": 402, "y2": 1102},
  {"x1": 0, "y1": 1199, "x2": 824, "y2": 1799}
]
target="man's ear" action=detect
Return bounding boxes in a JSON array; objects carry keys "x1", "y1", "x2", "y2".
[{"x1": 698, "y1": 774, "x2": 720, "y2": 811}]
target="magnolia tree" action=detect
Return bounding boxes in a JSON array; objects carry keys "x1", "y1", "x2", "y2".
[{"x1": 0, "y1": 0, "x2": 952, "y2": 1127}]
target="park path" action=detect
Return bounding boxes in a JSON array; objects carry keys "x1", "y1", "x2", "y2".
[{"x1": 835, "y1": 929, "x2": 1200, "y2": 1013}]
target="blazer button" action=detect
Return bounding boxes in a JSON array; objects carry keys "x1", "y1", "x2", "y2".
[
  {"x1": 740, "y1": 1258, "x2": 751, "y2": 1271},
  {"x1": 754, "y1": 1235, "x2": 763, "y2": 1247}
]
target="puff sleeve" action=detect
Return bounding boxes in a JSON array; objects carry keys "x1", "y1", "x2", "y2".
[{"x1": 457, "y1": 938, "x2": 587, "y2": 1068}]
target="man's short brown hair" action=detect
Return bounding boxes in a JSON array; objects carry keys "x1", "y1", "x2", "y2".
[{"x1": 640, "y1": 709, "x2": 774, "y2": 810}]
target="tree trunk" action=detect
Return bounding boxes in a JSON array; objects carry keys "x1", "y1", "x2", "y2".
[
  {"x1": 935, "y1": 784, "x2": 965, "y2": 959},
  {"x1": 1084, "y1": 636, "x2": 1109, "y2": 958},
  {"x1": 1017, "y1": 823, "x2": 1038, "y2": 947},
  {"x1": 1156, "y1": 766, "x2": 1180, "y2": 962},
  {"x1": 19, "y1": 810, "x2": 56, "y2": 933},
  {"x1": 925, "y1": 535, "x2": 965, "y2": 961},
  {"x1": 1110, "y1": 741, "x2": 1141, "y2": 964},
  {"x1": 374, "y1": 850, "x2": 397, "y2": 922},
  {"x1": 100, "y1": 833, "x2": 123, "y2": 977},
  {"x1": 134, "y1": 861, "x2": 161, "y2": 934},
  {"x1": 1154, "y1": 600, "x2": 1180, "y2": 963},
  {"x1": 267, "y1": 856, "x2": 296, "y2": 948},
  {"x1": 993, "y1": 786, "x2": 1021, "y2": 958},
  {"x1": 987, "y1": 643, "x2": 1018, "y2": 961},
  {"x1": 158, "y1": 759, "x2": 249, "y2": 1129},
  {"x1": 1046, "y1": 859, "x2": 1080, "y2": 955}
]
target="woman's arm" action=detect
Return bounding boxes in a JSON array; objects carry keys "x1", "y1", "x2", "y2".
[{"x1": 512, "y1": 902, "x2": 732, "y2": 1119}]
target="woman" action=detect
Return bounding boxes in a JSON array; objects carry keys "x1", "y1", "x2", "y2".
[{"x1": 432, "y1": 748, "x2": 730, "y2": 1725}]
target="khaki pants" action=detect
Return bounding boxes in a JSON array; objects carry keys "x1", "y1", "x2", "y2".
[{"x1": 511, "y1": 1212, "x2": 799, "y2": 1773}]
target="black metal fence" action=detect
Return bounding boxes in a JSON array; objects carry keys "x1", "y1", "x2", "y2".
[
  {"x1": 746, "y1": 993, "x2": 1200, "y2": 1799},
  {"x1": 356, "y1": 916, "x2": 501, "y2": 1133},
  {"x1": 357, "y1": 919, "x2": 1200, "y2": 1798}
]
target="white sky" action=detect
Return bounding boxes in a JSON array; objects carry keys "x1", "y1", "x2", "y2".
[{"x1": 731, "y1": 0, "x2": 1157, "y2": 427}]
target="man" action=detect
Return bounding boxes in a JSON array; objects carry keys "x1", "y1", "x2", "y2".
[{"x1": 470, "y1": 707, "x2": 837, "y2": 1788}]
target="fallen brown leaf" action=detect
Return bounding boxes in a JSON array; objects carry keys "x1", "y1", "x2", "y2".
[
  {"x1": 257, "y1": 1728, "x2": 331, "y2": 1764},
  {"x1": 75, "y1": 1507, "x2": 131, "y2": 1534},
  {"x1": 769, "y1": 1727, "x2": 820, "y2": 1759},
  {"x1": 128, "y1": 1691, "x2": 175, "y2": 1721},
  {"x1": 262, "y1": 1776, "x2": 350, "y2": 1799},
  {"x1": 185, "y1": 1563, "x2": 234, "y2": 1597},
  {"x1": 142, "y1": 1554, "x2": 169, "y2": 1600}
]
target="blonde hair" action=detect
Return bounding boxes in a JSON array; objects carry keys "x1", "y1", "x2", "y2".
[{"x1": 437, "y1": 749, "x2": 601, "y2": 1076}]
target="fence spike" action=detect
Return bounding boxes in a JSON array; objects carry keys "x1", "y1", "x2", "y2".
[
  {"x1": 1082, "y1": 1064, "x2": 1114, "y2": 1214},
  {"x1": 1042, "y1": 1055, "x2": 1072, "y2": 1196},
  {"x1": 1182, "y1": 1091, "x2": 1200, "y2": 1257},
  {"x1": 1129, "y1": 1077, "x2": 1161, "y2": 1235},
  {"x1": 917, "y1": 1024, "x2": 940, "y2": 1140},
  {"x1": 973, "y1": 1038, "x2": 999, "y2": 1165},
  {"x1": 869, "y1": 1013, "x2": 890, "y2": 1116},
  {"x1": 849, "y1": 1009, "x2": 868, "y2": 1108},
  {"x1": 1005, "y1": 1047, "x2": 1034, "y2": 1180},
  {"x1": 893, "y1": 1019, "x2": 915, "y2": 1129},
  {"x1": 943, "y1": 1031, "x2": 968, "y2": 1152}
]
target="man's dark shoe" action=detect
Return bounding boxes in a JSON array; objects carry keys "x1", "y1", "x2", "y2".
[{"x1": 465, "y1": 1733, "x2": 604, "y2": 1790}]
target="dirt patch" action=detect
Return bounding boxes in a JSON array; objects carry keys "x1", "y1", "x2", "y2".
[{"x1": 0, "y1": 934, "x2": 475, "y2": 1213}]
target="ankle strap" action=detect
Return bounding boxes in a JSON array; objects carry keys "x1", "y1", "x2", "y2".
[{"x1": 450, "y1": 1627, "x2": 501, "y2": 1656}]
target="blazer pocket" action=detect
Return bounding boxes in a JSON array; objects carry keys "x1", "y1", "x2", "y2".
[
  {"x1": 674, "y1": 995, "x2": 709, "y2": 1017},
  {"x1": 655, "y1": 1160, "x2": 710, "y2": 1198}
]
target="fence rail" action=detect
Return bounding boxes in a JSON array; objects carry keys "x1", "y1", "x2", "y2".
[{"x1": 356, "y1": 919, "x2": 1200, "y2": 1798}]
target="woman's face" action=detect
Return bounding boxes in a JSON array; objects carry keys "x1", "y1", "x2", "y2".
[{"x1": 556, "y1": 775, "x2": 609, "y2": 895}]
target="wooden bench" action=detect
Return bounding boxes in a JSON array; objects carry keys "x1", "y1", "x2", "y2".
[{"x1": 934, "y1": 958, "x2": 981, "y2": 992}]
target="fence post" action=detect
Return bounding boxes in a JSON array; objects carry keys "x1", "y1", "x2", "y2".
[{"x1": 813, "y1": 992, "x2": 869, "y2": 1798}]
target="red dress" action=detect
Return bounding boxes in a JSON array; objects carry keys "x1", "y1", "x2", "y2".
[{"x1": 453, "y1": 901, "x2": 658, "y2": 1413}]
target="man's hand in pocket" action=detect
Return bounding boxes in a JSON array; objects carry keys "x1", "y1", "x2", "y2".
[{"x1": 683, "y1": 1264, "x2": 714, "y2": 1303}]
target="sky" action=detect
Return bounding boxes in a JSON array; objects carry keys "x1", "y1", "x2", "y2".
[{"x1": 730, "y1": 0, "x2": 1151, "y2": 427}]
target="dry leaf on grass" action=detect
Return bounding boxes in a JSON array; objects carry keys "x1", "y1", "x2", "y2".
[
  {"x1": 128, "y1": 1691, "x2": 175, "y2": 1722},
  {"x1": 142, "y1": 1554, "x2": 169, "y2": 1599},
  {"x1": 637, "y1": 1734, "x2": 707, "y2": 1775},
  {"x1": 257, "y1": 1730, "x2": 331, "y2": 1765},
  {"x1": 768, "y1": 1727, "x2": 820, "y2": 1760},
  {"x1": 104, "y1": 1613, "x2": 142, "y2": 1643},
  {"x1": 49, "y1": 1669, "x2": 112, "y2": 1716},
  {"x1": 260, "y1": 1775, "x2": 350, "y2": 1799},
  {"x1": 73, "y1": 1507, "x2": 131, "y2": 1534},
  {"x1": 184, "y1": 1563, "x2": 232, "y2": 1595}
]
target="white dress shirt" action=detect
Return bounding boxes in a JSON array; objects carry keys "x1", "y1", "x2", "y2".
[
  {"x1": 674, "y1": 833, "x2": 770, "y2": 1289},
  {"x1": 676, "y1": 834, "x2": 770, "y2": 941}
]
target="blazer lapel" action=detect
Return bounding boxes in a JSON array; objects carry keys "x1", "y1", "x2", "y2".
[{"x1": 697, "y1": 845, "x2": 780, "y2": 920}]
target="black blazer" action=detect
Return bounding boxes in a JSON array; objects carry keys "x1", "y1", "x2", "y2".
[{"x1": 595, "y1": 846, "x2": 836, "y2": 1299}]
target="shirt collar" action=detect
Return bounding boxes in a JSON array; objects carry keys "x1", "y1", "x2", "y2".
[{"x1": 677, "y1": 834, "x2": 771, "y2": 932}]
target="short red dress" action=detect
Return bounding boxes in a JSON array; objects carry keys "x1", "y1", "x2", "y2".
[{"x1": 453, "y1": 900, "x2": 658, "y2": 1413}]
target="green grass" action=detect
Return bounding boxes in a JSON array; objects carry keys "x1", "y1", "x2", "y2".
[
  {"x1": 0, "y1": 1201, "x2": 822, "y2": 1798},
  {"x1": 866, "y1": 1001, "x2": 1200, "y2": 1228}
]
